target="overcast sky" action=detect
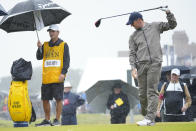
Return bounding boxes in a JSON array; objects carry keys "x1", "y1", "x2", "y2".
[{"x1": 0, "y1": 0, "x2": 195, "y2": 77}]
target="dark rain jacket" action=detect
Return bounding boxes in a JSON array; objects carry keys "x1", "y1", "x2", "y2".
[
  {"x1": 62, "y1": 92, "x2": 85, "y2": 115},
  {"x1": 107, "y1": 92, "x2": 130, "y2": 116}
]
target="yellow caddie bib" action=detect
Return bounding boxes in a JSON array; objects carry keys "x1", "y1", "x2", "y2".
[{"x1": 42, "y1": 41, "x2": 66, "y2": 84}]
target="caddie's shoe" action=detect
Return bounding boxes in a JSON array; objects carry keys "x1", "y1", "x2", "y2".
[
  {"x1": 136, "y1": 119, "x2": 155, "y2": 126},
  {"x1": 52, "y1": 118, "x2": 60, "y2": 126},
  {"x1": 35, "y1": 119, "x2": 52, "y2": 127}
]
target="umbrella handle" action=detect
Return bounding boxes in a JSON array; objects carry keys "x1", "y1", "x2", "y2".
[
  {"x1": 33, "y1": 11, "x2": 42, "y2": 53},
  {"x1": 34, "y1": 22, "x2": 42, "y2": 53},
  {"x1": 33, "y1": 11, "x2": 42, "y2": 50},
  {"x1": 35, "y1": 29, "x2": 40, "y2": 41},
  {"x1": 35, "y1": 29, "x2": 42, "y2": 53},
  {"x1": 33, "y1": 11, "x2": 40, "y2": 41}
]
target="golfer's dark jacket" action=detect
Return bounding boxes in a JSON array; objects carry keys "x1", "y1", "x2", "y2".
[
  {"x1": 62, "y1": 92, "x2": 85, "y2": 115},
  {"x1": 36, "y1": 38, "x2": 70, "y2": 75},
  {"x1": 107, "y1": 92, "x2": 130, "y2": 116}
]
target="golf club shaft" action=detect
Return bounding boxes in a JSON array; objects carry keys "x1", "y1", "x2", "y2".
[{"x1": 100, "y1": 6, "x2": 168, "y2": 20}]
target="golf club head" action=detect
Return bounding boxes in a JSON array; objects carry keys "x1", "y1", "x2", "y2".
[{"x1": 95, "y1": 19, "x2": 101, "y2": 28}]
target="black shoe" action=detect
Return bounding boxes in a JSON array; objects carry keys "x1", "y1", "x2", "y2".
[
  {"x1": 52, "y1": 118, "x2": 60, "y2": 126},
  {"x1": 35, "y1": 119, "x2": 52, "y2": 127}
]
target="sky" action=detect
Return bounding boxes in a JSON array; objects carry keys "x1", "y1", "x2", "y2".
[{"x1": 0, "y1": 0, "x2": 195, "y2": 78}]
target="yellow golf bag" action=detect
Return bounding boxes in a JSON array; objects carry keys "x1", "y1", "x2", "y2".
[{"x1": 8, "y1": 81, "x2": 32, "y2": 122}]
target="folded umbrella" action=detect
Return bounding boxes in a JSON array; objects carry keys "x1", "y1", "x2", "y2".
[
  {"x1": 0, "y1": 4, "x2": 7, "y2": 16},
  {"x1": 0, "y1": 0, "x2": 71, "y2": 40}
]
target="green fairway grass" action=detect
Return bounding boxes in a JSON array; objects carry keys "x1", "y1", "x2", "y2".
[
  {"x1": 0, "y1": 122, "x2": 196, "y2": 131},
  {"x1": 0, "y1": 114, "x2": 144, "y2": 127},
  {"x1": 0, "y1": 114, "x2": 196, "y2": 131}
]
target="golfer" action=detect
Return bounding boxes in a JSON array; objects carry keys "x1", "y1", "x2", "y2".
[
  {"x1": 127, "y1": 8, "x2": 177, "y2": 126},
  {"x1": 35, "y1": 24, "x2": 70, "y2": 126}
]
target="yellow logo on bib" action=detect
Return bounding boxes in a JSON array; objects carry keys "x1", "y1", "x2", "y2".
[{"x1": 115, "y1": 98, "x2": 124, "y2": 106}]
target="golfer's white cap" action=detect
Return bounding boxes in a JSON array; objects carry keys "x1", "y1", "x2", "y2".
[
  {"x1": 47, "y1": 24, "x2": 60, "y2": 32},
  {"x1": 64, "y1": 81, "x2": 72, "y2": 88},
  {"x1": 171, "y1": 68, "x2": 180, "y2": 76}
]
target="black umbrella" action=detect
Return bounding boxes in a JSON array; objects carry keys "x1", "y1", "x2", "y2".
[
  {"x1": 162, "y1": 65, "x2": 190, "y2": 75},
  {"x1": 180, "y1": 74, "x2": 196, "y2": 88},
  {"x1": 160, "y1": 65, "x2": 191, "y2": 81},
  {"x1": 85, "y1": 79, "x2": 139, "y2": 113},
  {"x1": 191, "y1": 66, "x2": 196, "y2": 74},
  {"x1": 180, "y1": 74, "x2": 196, "y2": 79},
  {"x1": 0, "y1": 0, "x2": 71, "y2": 40},
  {"x1": 0, "y1": 4, "x2": 7, "y2": 16}
]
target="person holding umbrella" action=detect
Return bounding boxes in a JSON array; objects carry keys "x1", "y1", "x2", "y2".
[
  {"x1": 107, "y1": 83, "x2": 130, "y2": 124},
  {"x1": 35, "y1": 24, "x2": 70, "y2": 126},
  {"x1": 128, "y1": 8, "x2": 177, "y2": 126},
  {"x1": 156, "y1": 68, "x2": 192, "y2": 122}
]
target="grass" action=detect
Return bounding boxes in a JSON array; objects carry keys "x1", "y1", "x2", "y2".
[
  {"x1": 77, "y1": 113, "x2": 143, "y2": 125},
  {"x1": 0, "y1": 114, "x2": 196, "y2": 131},
  {"x1": 0, "y1": 122, "x2": 196, "y2": 131},
  {"x1": 0, "y1": 114, "x2": 144, "y2": 127}
]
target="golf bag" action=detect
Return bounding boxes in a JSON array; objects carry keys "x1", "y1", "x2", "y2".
[
  {"x1": 8, "y1": 58, "x2": 36, "y2": 123},
  {"x1": 8, "y1": 81, "x2": 32, "y2": 122}
]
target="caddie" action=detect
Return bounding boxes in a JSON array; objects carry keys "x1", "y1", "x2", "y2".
[{"x1": 35, "y1": 24, "x2": 70, "y2": 126}]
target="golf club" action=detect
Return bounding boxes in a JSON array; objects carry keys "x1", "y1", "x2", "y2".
[{"x1": 95, "y1": 6, "x2": 168, "y2": 28}]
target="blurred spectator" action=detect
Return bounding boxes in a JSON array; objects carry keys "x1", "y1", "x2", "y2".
[
  {"x1": 107, "y1": 83, "x2": 130, "y2": 124},
  {"x1": 61, "y1": 82, "x2": 85, "y2": 125},
  {"x1": 156, "y1": 68, "x2": 192, "y2": 122}
]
